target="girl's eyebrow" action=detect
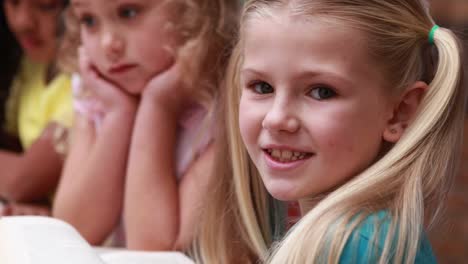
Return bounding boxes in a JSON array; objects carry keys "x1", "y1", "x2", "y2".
[
  {"x1": 240, "y1": 68, "x2": 271, "y2": 82},
  {"x1": 241, "y1": 68, "x2": 264, "y2": 76},
  {"x1": 241, "y1": 67, "x2": 353, "y2": 87},
  {"x1": 71, "y1": 1, "x2": 88, "y2": 8}
]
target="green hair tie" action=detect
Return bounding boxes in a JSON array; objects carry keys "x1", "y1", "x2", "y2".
[{"x1": 429, "y1": 25, "x2": 439, "y2": 45}]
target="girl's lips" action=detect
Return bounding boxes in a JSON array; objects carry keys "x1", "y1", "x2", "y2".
[
  {"x1": 263, "y1": 149, "x2": 313, "y2": 171},
  {"x1": 108, "y1": 64, "x2": 138, "y2": 74},
  {"x1": 19, "y1": 36, "x2": 42, "y2": 50}
]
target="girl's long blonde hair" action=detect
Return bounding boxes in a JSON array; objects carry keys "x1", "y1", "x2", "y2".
[{"x1": 196, "y1": 0, "x2": 465, "y2": 263}]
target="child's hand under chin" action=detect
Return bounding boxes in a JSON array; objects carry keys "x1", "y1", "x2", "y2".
[
  {"x1": 141, "y1": 58, "x2": 190, "y2": 115},
  {"x1": 78, "y1": 47, "x2": 138, "y2": 115}
]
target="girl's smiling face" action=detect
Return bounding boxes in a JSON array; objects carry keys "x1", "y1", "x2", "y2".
[
  {"x1": 72, "y1": 0, "x2": 175, "y2": 94},
  {"x1": 239, "y1": 14, "x2": 395, "y2": 201}
]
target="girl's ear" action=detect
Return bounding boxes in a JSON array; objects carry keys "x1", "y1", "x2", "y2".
[{"x1": 383, "y1": 81, "x2": 428, "y2": 143}]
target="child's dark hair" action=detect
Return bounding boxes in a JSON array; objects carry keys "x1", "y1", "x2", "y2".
[{"x1": 0, "y1": 1, "x2": 22, "y2": 137}]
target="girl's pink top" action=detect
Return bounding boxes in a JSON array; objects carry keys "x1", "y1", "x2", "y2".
[
  {"x1": 175, "y1": 102, "x2": 213, "y2": 178},
  {"x1": 71, "y1": 74, "x2": 105, "y2": 129}
]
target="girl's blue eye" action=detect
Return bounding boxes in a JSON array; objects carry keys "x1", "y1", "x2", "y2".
[
  {"x1": 252, "y1": 81, "x2": 274, "y2": 94},
  {"x1": 119, "y1": 7, "x2": 139, "y2": 19},
  {"x1": 309, "y1": 87, "x2": 336, "y2": 100},
  {"x1": 80, "y1": 15, "x2": 96, "y2": 28}
]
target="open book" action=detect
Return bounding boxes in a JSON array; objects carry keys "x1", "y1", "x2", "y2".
[{"x1": 0, "y1": 216, "x2": 194, "y2": 264}]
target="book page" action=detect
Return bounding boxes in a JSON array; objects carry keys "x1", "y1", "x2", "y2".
[
  {"x1": 99, "y1": 250, "x2": 194, "y2": 264},
  {"x1": 0, "y1": 216, "x2": 105, "y2": 264}
]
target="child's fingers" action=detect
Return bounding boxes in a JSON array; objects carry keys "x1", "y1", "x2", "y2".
[
  {"x1": 78, "y1": 48, "x2": 108, "y2": 97},
  {"x1": 145, "y1": 59, "x2": 183, "y2": 93},
  {"x1": 78, "y1": 47, "x2": 134, "y2": 107},
  {"x1": 85, "y1": 69, "x2": 124, "y2": 101},
  {"x1": 78, "y1": 47, "x2": 113, "y2": 95},
  {"x1": 78, "y1": 58, "x2": 121, "y2": 101}
]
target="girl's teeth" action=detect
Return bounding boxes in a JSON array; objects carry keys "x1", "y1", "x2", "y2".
[
  {"x1": 267, "y1": 149, "x2": 310, "y2": 162},
  {"x1": 271, "y1": 149, "x2": 281, "y2": 158},
  {"x1": 281, "y1": 151, "x2": 292, "y2": 159}
]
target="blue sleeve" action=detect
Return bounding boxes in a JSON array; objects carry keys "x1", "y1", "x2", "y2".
[
  {"x1": 415, "y1": 234, "x2": 438, "y2": 264},
  {"x1": 340, "y1": 234, "x2": 437, "y2": 263},
  {"x1": 339, "y1": 231, "x2": 381, "y2": 263},
  {"x1": 338, "y1": 212, "x2": 438, "y2": 264},
  {"x1": 339, "y1": 212, "x2": 389, "y2": 263}
]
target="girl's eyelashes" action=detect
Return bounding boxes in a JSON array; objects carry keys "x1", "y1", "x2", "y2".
[
  {"x1": 249, "y1": 81, "x2": 274, "y2": 94},
  {"x1": 76, "y1": 4, "x2": 142, "y2": 30},
  {"x1": 79, "y1": 13, "x2": 97, "y2": 29},
  {"x1": 244, "y1": 78, "x2": 337, "y2": 100},
  {"x1": 308, "y1": 86, "x2": 337, "y2": 100},
  {"x1": 118, "y1": 5, "x2": 141, "y2": 20}
]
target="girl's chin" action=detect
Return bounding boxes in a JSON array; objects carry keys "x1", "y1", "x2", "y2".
[
  {"x1": 264, "y1": 180, "x2": 303, "y2": 201},
  {"x1": 25, "y1": 51, "x2": 54, "y2": 64}
]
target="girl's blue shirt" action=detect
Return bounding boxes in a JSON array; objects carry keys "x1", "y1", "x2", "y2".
[{"x1": 339, "y1": 211, "x2": 437, "y2": 263}]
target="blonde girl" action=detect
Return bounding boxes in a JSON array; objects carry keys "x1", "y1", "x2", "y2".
[
  {"x1": 53, "y1": 0, "x2": 240, "y2": 249},
  {"x1": 196, "y1": 0, "x2": 465, "y2": 263}
]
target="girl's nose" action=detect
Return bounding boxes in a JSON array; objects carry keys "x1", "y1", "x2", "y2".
[
  {"x1": 262, "y1": 99, "x2": 300, "y2": 133},
  {"x1": 101, "y1": 31, "x2": 125, "y2": 63}
]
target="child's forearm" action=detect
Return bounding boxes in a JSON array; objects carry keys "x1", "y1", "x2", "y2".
[
  {"x1": 0, "y1": 151, "x2": 24, "y2": 200},
  {"x1": 53, "y1": 111, "x2": 135, "y2": 245},
  {"x1": 173, "y1": 145, "x2": 215, "y2": 250},
  {"x1": 0, "y1": 132, "x2": 63, "y2": 202},
  {"x1": 124, "y1": 100, "x2": 179, "y2": 251}
]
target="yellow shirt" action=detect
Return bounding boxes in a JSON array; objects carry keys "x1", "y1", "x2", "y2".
[{"x1": 4, "y1": 58, "x2": 73, "y2": 149}]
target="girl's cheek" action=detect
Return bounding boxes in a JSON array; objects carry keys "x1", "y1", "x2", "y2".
[
  {"x1": 239, "y1": 102, "x2": 254, "y2": 137},
  {"x1": 81, "y1": 36, "x2": 97, "y2": 60},
  {"x1": 81, "y1": 32, "x2": 89, "y2": 47},
  {"x1": 240, "y1": 101, "x2": 266, "y2": 141}
]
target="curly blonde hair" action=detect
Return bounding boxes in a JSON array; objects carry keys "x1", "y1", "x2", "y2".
[{"x1": 59, "y1": 0, "x2": 240, "y2": 108}]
